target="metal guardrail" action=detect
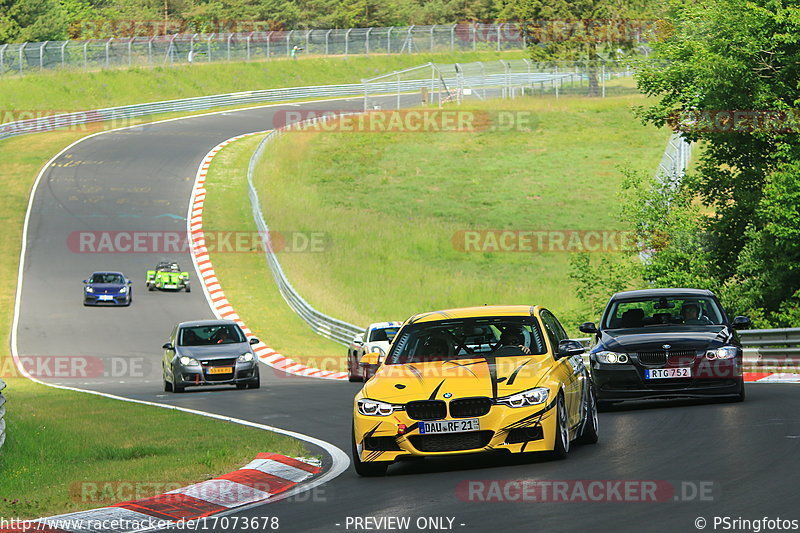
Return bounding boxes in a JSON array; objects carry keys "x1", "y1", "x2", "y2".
[
  {"x1": 740, "y1": 328, "x2": 800, "y2": 366},
  {"x1": 0, "y1": 378, "x2": 6, "y2": 450},
  {"x1": 0, "y1": 65, "x2": 569, "y2": 144},
  {"x1": 247, "y1": 113, "x2": 366, "y2": 345}
]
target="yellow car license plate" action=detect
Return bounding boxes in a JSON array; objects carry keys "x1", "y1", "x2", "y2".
[{"x1": 209, "y1": 367, "x2": 233, "y2": 375}]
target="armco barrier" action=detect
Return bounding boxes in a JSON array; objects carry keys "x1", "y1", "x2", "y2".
[
  {"x1": 741, "y1": 328, "x2": 800, "y2": 365},
  {"x1": 0, "y1": 377, "x2": 6, "y2": 450},
  {"x1": 0, "y1": 70, "x2": 568, "y2": 143},
  {"x1": 247, "y1": 114, "x2": 366, "y2": 346}
]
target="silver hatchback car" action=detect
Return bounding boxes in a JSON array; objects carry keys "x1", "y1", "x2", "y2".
[{"x1": 162, "y1": 319, "x2": 261, "y2": 393}]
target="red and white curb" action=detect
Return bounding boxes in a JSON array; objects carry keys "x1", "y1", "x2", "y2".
[
  {"x1": 5, "y1": 454, "x2": 321, "y2": 533},
  {"x1": 187, "y1": 133, "x2": 347, "y2": 381},
  {"x1": 744, "y1": 372, "x2": 800, "y2": 383}
]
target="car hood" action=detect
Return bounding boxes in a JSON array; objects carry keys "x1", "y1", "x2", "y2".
[
  {"x1": 175, "y1": 343, "x2": 250, "y2": 360},
  {"x1": 87, "y1": 283, "x2": 126, "y2": 291},
  {"x1": 597, "y1": 326, "x2": 734, "y2": 352},
  {"x1": 361, "y1": 356, "x2": 553, "y2": 402}
]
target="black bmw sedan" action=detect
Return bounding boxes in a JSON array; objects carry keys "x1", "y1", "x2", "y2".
[{"x1": 580, "y1": 288, "x2": 750, "y2": 407}]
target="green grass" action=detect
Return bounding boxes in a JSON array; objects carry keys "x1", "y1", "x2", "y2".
[
  {"x1": 0, "y1": 377, "x2": 305, "y2": 519},
  {"x1": 202, "y1": 136, "x2": 344, "y2": 371},
  {"x1": 247, "y1": 94, "x2": 668, "y2": 344},
  {"x1": 0, "y1": 51, "x2": 524, "y2": 112}
]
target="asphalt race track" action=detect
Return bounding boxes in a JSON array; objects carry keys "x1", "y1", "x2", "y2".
[{"x1": 15, "y1": 97, "x2": 800, "y2": 532}]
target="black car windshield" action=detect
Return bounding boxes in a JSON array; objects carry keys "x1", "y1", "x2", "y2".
[
  {"x1": 369, "y1": 327, "x2": 400, "y2": 343},
  {"x1": 386, "y1": 316, "x2": 547, "y2": 364},
  {"x1": 90, "y1": 273, "x2": 124, "y2": 284},
  {"x1": 603, "y1": 296, "x2": 726, "y2": 329},
  {"x1": 179, "y1": 325, "x2": 246, "y2": 346}
]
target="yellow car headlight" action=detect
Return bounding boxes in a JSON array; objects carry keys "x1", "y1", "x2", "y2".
[
  {"x1": 495, "y1": 387, "x2": 549, "y2": 408},
  {"x1": 357, "y1": 398, "x2": 403, "y2": 417}
]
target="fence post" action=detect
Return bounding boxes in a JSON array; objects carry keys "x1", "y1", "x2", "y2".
[
  {"x1": 106, "y1": 38, "x2": 112, "y2": 67},
  {"x1": 59, "y1": 41, "x2": 67, "y2": 69},
  {"x1": 345, "y1": 28, "x2": 352, "y2": 56},
  {"x1": 430, "y1": 25, "x2": 436, "y2": 52},
  {"x1": 407, "y1": 26, "x2": 414, "y2": 54},
  {"x1": 555, "y1": 65, "x2": 559, "y2": 99},
  {"x1": 286, "y1": 30, "x2": 293, "y2": 56},
  {"x1": 40, "y1": 41, "x2": 47, "y2": 69},
  {"x1": 207, "y1": 34, "x2": 213, "y2": 62},
  {"x1": 472, "y1": 23, "x2": 477, "y2": 51},
  {"x1": 601, "y1": 63, "x2": 606, "y2": 97},
  {"x1": 19, "y1": 43, "x2": 25, "y2": 74},
  {"x1": 128, "y1": 38, "x2": 133, "y2": 66},
  {"x1": 227, "y1": 34, "x2": 232, "y2": 60},
  {"x1": 366, "y1": 27, "x2": 372, "y2": 55},
  {"x1": 247, "y1": 33, "x2": 252, "y2": 60},
  {"x1": 387, "y1": 27, "x2": 392, "y2": 54},
  {"x1": 0, "y1": 44, "x2": 6, "y2": 73},
  {"x1": 83, "y1": 41, "x2": 88, "y2": 69},
  {"x1": 497, "y1": 24, "x2": 501, "y2": 52},
  {"x1": 325, "y1": 29, "x2": 331, "y2": 55},
  {"x1": 306, "y1": 29, "x2": 311, "y2": 54},
  {"x1": 267, "y1": 31, "x2": 273, "y2": 58},
  {"x1": 450, "y1": 24, "x2": 456, "y2": 51}
]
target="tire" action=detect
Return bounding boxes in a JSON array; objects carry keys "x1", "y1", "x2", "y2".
[
  {"x1": 248, "y1": 379, "x2": 261, "y2": 390},
  {"x1": 185, "y1": 285, "x2": 191, "y2": 293},
  {"x1": 348, "y1": 356, "x2": 363, "y2": 383},
  {"x1": 173, "y1": 384, "x2": 184, "y2": 393},
  {"x1": 352, "y1": 424, "x2": 389, "y2": 476},
  {"x1": 164, "y1": 379, "x2": 173, "y2": 392},
  {"x1": 148, "y1": 284, "x2": 155, "y2": 292},
  {"x1": 236, "y1": 383, "x2": 248, "y2": 390},
  {"x1": 732, "y1": 379, "x2": 746, "y2": 402},
  {"x1": 549, "y1": 393, "x2": 570, "y2": 460},
  {"x1": 576, "y1": 386, "x2": 599, "y2": 445}
]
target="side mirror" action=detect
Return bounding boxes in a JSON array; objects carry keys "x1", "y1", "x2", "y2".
[
  {"x1": 127, "y1": 280, "x2": 132, "y2": 285},
  {"x1": 83, "y1": 280, "x2": 88, "y2": 284},
  {"x1": 360, "y1": 352, "x2": 380, "y2": 367},
  {"x1": 352, "y1": 335, "x2": 364, "y2": 346},
  {"x1": 732, "y1": 316, "x2": 751, "y2": 329},
  {"x1": 557, "y1": 339, "x2": 586, "y2": 359},
  {"x1": 162, "y1": 342, "x2": 174, "y2": 351},
  {"x1": 579, "y1": 322, "x2": 598, "y2": 334},
  {"x1": 249, "y1": 337, "x2": 260, "y2": 345}
]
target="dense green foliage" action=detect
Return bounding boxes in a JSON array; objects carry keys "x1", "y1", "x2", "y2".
[{"x1": 574, "y1": 0, "x2": 800, "y2": 327}]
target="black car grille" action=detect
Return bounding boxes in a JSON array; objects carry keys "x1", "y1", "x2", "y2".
[
  {"x1": 637, "y1": 350, "x2": 696, "y2": 366},
  {"x1": 449, "y1": 397, "x2": 492, "y2": 418},
  {"x1": 409, "y1": 431, "x2": 493, "y2": 452},
  {"x1": 406, "y1": 400, "x2": 447, "y2": 421}
]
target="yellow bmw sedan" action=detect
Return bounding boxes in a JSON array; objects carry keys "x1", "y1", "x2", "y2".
[{"x1": 352, "y1": 305, "x2": 598, "y2": 476}]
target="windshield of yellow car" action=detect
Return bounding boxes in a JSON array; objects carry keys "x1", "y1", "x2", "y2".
[{"x1": 386, "y1": 316, "x2": 546, "y2": 364}]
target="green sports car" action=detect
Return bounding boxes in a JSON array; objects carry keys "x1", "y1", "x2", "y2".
[{"x1": 146, "y1": 261, "x2": 191, "y2": 292}]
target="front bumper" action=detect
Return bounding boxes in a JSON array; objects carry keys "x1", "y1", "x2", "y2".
[
  {"x1": 173, "y1": 362, "x2": 258, "y2": 387},
  {"x1": 592, "y1": 359, "x2": 743, "y2": 401},
  {"x1": 84, "y1": 293, "x2": 129, "y2": 305},
  {"x1": 353, "y1": 399, "x2": 558, "y2": 464}
]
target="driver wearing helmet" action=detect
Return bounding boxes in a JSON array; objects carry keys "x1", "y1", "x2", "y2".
[{"x1": 498, "y1": 326, "x2": 531, "y2": 355}]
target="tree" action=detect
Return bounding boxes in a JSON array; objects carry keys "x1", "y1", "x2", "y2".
[
  {"x1": 0, "y1": 0, "x2": 68, "y2": 43},
  {"x1": 497, "y1": 0, "x2": 662, "y2": 94}
]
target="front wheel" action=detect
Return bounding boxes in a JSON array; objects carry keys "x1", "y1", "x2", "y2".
[
  {"x1": 576, "y1": 386, "x2": 599, "y2": 445},
  {"x1": 348, "y1": 355, "x2": 363, "y2": 383},
  {"x1": 732, "y1": 379, "x2": 746, "y2": 402},
  {"x1": 164, "y1": 379, "x2": 173, "y2": 392},
  {"x1": 352, "y1": 424, "x2": 389, "y2": 476},
  {"x1": 549, "y1": 393, "x2": 570, "y2": 460},
  {"x1": 185, "y1": 285, "x2": 191, "y2": 293}
]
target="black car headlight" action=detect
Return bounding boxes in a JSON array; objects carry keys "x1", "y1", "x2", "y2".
[
  {"x1": 179, "y1": 356, "x2": 200, "y2": 367},
  {"x1": 495, "y1": 387, "x2": 549, "y2": 408},
  {"x1": 705, "y1": 346, "x2": 738, "y2": 360},
  {"x1": 357, "y1": 399, "x2": 403, "y2": 416},
  {"x1": 595, "y1": 350, "x2": 629, "y2": 364}
]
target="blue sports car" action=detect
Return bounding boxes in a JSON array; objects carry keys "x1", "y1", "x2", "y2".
[{"x1": 83, "y1": 271, "x2": 132, "y2": 306}]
